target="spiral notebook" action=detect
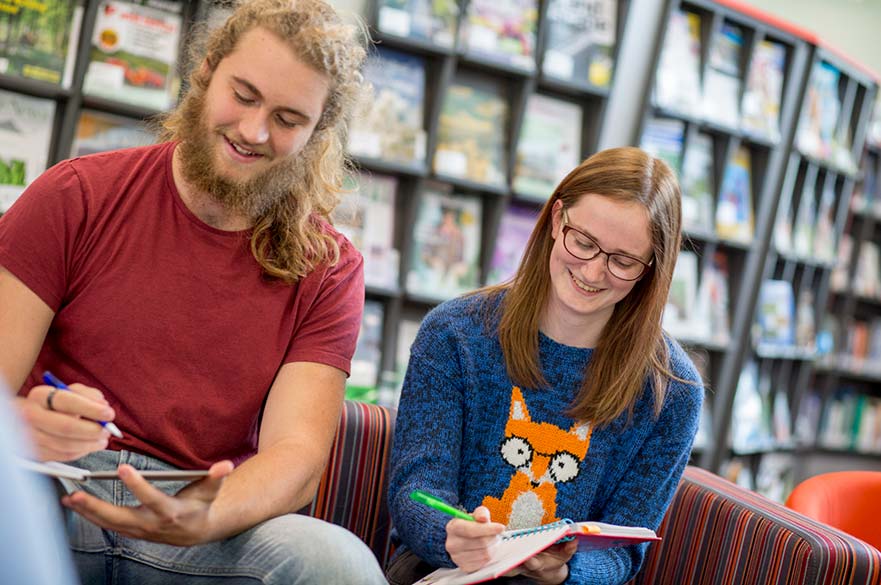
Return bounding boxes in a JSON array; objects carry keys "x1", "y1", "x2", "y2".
[{"x1": 413, "y1": 520, "x2": 659, "y2": 585}]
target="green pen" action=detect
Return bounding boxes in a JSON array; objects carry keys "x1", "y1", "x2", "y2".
[{"x1": 410, "y1": 490, "x2": 475, "y2": 521}]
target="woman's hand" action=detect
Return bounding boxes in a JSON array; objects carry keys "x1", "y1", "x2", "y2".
[
  {"x1": 512, "y1": 539, "x2": 577, "y2": 584},
  {"x1": 445, "y1": 506, "x2": 506, "y2": 572}
]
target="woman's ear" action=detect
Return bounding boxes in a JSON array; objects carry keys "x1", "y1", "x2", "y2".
[{"x1": 550, "y1": 199, "x2": 564, "y2": 239}]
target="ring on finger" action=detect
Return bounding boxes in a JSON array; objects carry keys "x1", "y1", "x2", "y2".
[{"x1": 46, "y1": 388, "x2": 60, "y2": 412}]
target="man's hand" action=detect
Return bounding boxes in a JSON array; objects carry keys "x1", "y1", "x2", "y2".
[
  {"x1": 62, "y1": 460, "x2": 234, "y2": 546},
  {"x1": 510, "y1": 540, "x2": 577, "y2": 584},
  {"x1": 445, "y1": 506, "x2": 506, "y2": 572},
  {"x1": 16, "y1": 383, "x2": 115, "y2": 461}
]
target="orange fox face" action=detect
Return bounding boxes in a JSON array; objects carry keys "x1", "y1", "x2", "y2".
[{"x1": 481, "y1": 387, "x2": 592, "y2": 529}]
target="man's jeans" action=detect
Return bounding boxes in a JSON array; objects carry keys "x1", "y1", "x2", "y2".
[{"x1": 64, "y1": 450, "x2": 387, "y2": 584}]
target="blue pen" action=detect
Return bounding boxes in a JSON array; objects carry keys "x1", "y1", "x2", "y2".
[{"x1": 42, "y1": 371, "x2": 124, "y2": 439}]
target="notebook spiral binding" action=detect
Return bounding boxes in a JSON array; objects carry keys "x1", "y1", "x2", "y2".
[{"x1": 501, "y1": 518, "x2": 574, "y2": 542}]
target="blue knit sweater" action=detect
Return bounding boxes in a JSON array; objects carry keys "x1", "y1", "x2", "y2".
[{"x1": 388, "y1": 292, "x2": 703, "y2": 584}]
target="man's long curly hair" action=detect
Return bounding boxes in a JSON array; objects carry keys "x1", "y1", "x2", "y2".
[{"x1": 161, "y1": 0, "x2": 368, "y2": 282}]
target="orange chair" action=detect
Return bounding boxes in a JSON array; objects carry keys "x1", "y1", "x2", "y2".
[{"x1": 785, "y1": 471, "x2": 881, "y2": 550}]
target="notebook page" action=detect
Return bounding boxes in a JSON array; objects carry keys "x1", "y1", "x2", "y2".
[{"x1": 414, "y1": 524, "x2": 569, "y2": 585}]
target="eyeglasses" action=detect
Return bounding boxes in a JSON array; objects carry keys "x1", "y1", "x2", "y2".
[{"x1": 560, "y1": 211, "x2": 653, "y2": 281}]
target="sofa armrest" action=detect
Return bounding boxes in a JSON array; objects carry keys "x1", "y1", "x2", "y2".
[
  {"x1": 634, "y1": 466, "x2": 881, "y2": 585},
  {"x1": 305, "y1": 400, "x2": 396, "y2": 566}
]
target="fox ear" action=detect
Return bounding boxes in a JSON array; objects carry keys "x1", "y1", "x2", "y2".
[
  {"x1": 510, "y1": 387, "x2": 531, "y2": 423},
  {"x1": 569, "y1": 422, "x2": 591, "y2": 442}
]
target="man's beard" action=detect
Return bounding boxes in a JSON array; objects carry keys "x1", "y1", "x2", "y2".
[{"x1": 174, "y1": 88, "x2": 311, "y2": 220}]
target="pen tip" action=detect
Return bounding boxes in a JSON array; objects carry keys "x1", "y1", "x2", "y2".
[{"x1": 105, "y1": 422, "x2": 124, "y2": 439}]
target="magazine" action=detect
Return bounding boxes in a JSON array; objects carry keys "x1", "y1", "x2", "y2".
[
  {"x1": 756, "y1": 279, "x2": 796, "y2": 348},
  {"x1": 715, "y1": 145, "x2": 753, "y2": 242},
  {"x1": 348, "y1": 47, "x2": 426, "y2": 165},
  {"x1": 542, "y1": 0, "x2": 616, "y2": 88},
  {"x1": 639, "y1": 117, "x2": 685, "y2": 173},
  {"x1": 0, "y1": 0, "x2": 81, "y2": 86},
  {"x1": 347, "y1": 300, "x2": 384, "y2": 402},
  {"x1": 332, "y1": 172, "x2": 399, "y2": 290},
  {"x1": 406, "y1": 184, "x2": 482, "y2": 300},
  {"x1": 458, "y1": 0, "x2": 537, "y2": 71},
  {"x1": 0, "y1": 89, "x2": 55, "y2": 212},
  {"x1": 71, "y1": 109, "x2": 155, "y2": 156},
  {"x1": 796, "y1": 61, "x2": 841, "y2": 161},
  {"x1": 83, "y1": 0, "x2": 183, "y2": 111},
  {"x1": 654, "y1": 9, "x2": 701, "y2": 114},
  {"x1": 741, "y1": 39, "x2": 785, "y2": 142},
  {"x1": 487, "y1": 203, "x2": 538, "y2": 285},
  {"x1": 680, "y1": 133, "x2": 715, "y2": 235},
  {"x1": 433, "y1": 76, "x2": 508, "y2": 187},
  {"x1": 513, "y1": 94, "x2": 581, "y2": 202},
  {"x1": 701, "y1": 23, "x2": 744, "y2": 129},
  {"x1": 375, "y1": 0, "x2": 458, "y2": 48},
  {"x1": 664, "y1": 250, "x2": 699, "y2": 339}
]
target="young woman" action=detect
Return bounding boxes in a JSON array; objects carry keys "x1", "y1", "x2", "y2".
[{"x1": 387, "y1": 147, "x2": 704, "y2": 585}]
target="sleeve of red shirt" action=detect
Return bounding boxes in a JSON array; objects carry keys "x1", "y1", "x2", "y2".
[
  {"x1": 0, "y1": 160, "x2": 87, "y2": 312},
  {"x1": 281, "y1": 232, "x2": 365, "y2": 376}
]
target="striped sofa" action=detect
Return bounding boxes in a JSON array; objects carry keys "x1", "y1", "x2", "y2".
[{"x1": 307, "y1": 402, "x2": 881, "y2": 584}]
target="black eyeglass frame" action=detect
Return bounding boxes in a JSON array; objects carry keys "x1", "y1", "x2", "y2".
[{"x1": 560, "y1": 211, "x2": 654, "y2": 282}]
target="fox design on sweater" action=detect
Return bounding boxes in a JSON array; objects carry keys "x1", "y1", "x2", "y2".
[{"x1": 482, "y1": 387, "x2": 593, "y2": 529}]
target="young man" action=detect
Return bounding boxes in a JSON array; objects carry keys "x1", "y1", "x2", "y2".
[{"x1": 0, "y1": 1, "x2": 386, "y2": 583}]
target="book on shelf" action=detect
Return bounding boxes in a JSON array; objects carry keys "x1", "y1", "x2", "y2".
[
  {"x1": 680, "y1": 132, "x2": 715, "y2": 236},
  {"x1": 663, "y1": 250, "x2": 699, "y2": 340},
  {"x1": 819, "y1": 390, "x2": 858, "y2": 450},
  {"x1": 812, "y1": 182, "x2": 836, "y2": 262},
  {"x1": 639, "y1": 116, "x2": 684, "y2": 174},
  {"x1": 730, "y1": 360, "x2": 773, "y2": 453},
  {"x1": 828, "y1": 233, "x2": 850, "y2": 292},
  {"x1": 694, "y1": 251, "x2": 730, "y2": 345},
  {"x1": 721, "y1": 457, "x2": 754, "y2": 491},
  {"x1": 715, "y1": 145, "x2": 753, "y2": 242},
  {"x1": 348, "y1": 47, "x2": 426, "y2": 166},
  {"x1": 700, "y1": 23, "x2": 743, "y2": 129},
  {"x1": 771, "y1": 388, "x2": 793, "y2": 448},
  {"x1": 458, "y1": 0, "x2": 537, "y2": 71},
  {"x1": 332, "y1": 172, "x2": 400, "y2": 290},
  {"x1": 433, "y1": 77, "x2": 508, "y2": 187},
  {"x1": 512, "y1": 94, "x2": 581, "y2": 202},
  {"x1": 654, "y1": 9, "x2": 701, "y2": 115},
  {"x1": 0, "y1": 0, "x2": 82, "y2": 87},
  {"x1": 754, "y1": 453, "x2": 794, "y2": 503},
  {"x1": 541, "y1": 0, "x2": 616, "y2": 89},
  {"x1": 852, "y1": 394, "x2": 881, "y2": 454},
  {"x1": 415, "y1": 520, "x2": 659, "y2": 585},
  {"x1": 388, "y1": 317, "x2": 422, "y2": 407},
  {"x1": 774, "y1": 191, "x2": 794, "y2": 255},
  {"x1": 406, "y1": 183, "x2": 482, "y2": 301},
  {"x1": 486, "y1": 202, "x2": 538, "y2": 285},
  {"x1": 791, "y1": 181, "x2": 816, "y2": 258},
  {"x1": 71, "y1": 109, "x2": 155, "y2": 157},
  {"x1": 867, "y1": 92, "x2": 881, "y2": 150},
  {"x1": 375, "y1": 0, "x2": 458, "y2": 48},
  {"x1": 0, "y1": 89, "x2": 55, "y2": 212},
  {"x1": 796, "y1": 61, "x2": 841, "y2": 162},
  {"x1": 83, "y1": 0, "x2": 183, "y2": 111},
  {"x1": 850, "y1": 155, "x2": 877, "y2": 215},
  {"x1": 794, "y1": 290, "x2": 816, "y2": 352},
  {"x1": 346, "y1": 300, "x2": 384, "y2": 403},
  {"x1": 794, "y1": 390, "x2": 822, "y2": 447},
  {"x1": 741, "y1": 39, "x2": 785, "y2": 143},
  {"x1": 756, "y1": 279, "x2": 796, "y2": 348},
  {"x1": 854, "y1": 241, "x2": 881, "y2": 299}
]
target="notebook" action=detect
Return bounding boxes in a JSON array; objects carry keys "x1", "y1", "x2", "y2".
[
  {"x1": 17, "y1": 459, "x2": 210, "y2": 482},
  {"x1": 414, "y1": 519, "x2": 659, "y2": 585}
]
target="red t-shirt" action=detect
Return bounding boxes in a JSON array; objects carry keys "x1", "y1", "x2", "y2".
[{"x1": 0, "y1": 142, "x2": 364, "y2": 469}]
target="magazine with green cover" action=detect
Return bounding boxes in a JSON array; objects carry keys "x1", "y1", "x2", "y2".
[{"x1": 0, "y1": 0, "x2": 79, "y2": 85}]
